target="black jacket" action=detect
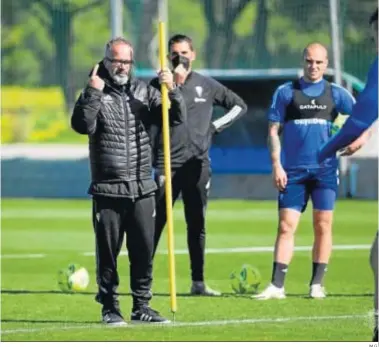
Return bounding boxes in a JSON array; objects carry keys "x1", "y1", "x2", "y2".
[
  {"x1": 71, "y1": 61, "x2": 186, "y2": 198},
  {"x1": 150, "y1": 71, "x2": 247, "y2": 169}
]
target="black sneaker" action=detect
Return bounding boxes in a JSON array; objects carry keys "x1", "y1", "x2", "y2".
[
  {"x1": 102, "y1": 306, "x2": 127, "y2": 326},
  {"x1": 373, "y1": 326, "x2": 378, "y2": 342},
  {"x1": 131, "y1": 306, "x2": 171, "y2": 324}
]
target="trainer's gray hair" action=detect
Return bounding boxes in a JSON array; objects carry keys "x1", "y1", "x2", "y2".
[{"x1": 104, "y1": 37, "x2": 134, "y2": 61}]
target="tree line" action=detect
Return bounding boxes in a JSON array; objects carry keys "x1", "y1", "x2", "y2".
[{"x1": 2, "y1": 0, "x2": 374, "y2": 110}]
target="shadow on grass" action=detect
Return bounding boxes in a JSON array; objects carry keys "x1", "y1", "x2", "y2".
[
  {"x1": 0, "y1": 289, "x2": 373, "y2": 299},
  {"x1": 221, "y1": 292, "x2": 374, "y2": 299},
  {"x1": 1, "y1": 289, "x2": 225, "y2": 298},
  {"x1": 1, "y1": 319, "x2": 98, "y2": 324}
]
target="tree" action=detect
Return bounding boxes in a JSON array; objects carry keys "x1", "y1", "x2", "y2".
[
  {"x1": 201, "y1": 0, "x2": 252, "y2": 68},
  {"x1": 254, "y1": 0, "x2": 333, "y2": 69},
  {"x1": 342, "y1": 0, "x2": 375, "y2": 79},
  {"x1": 124, "y1": 0, "x2": 159, "y2": 69},
  {"x1": 1, "y1": 0, "x2": 46, "y2": 86},
  {"x1": 270, "y1": 0, "x2": 374, "y2": 79},
  {"x1": 25, "y1": 0, "x2": 104, "y2": 110},
  {"x1": 235, "y1": 0, "x2": 270, "y2": 68}
]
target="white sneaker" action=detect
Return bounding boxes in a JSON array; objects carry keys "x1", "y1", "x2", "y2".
[
  {"x1": 251, "y1": 283, "x2": 286, "y2": 300},
  {"x1": 309, "y1": 284, "x2": 326, "y2": 299}
]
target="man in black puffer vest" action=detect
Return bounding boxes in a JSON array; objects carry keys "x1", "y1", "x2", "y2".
[{"x1": 71, "y1": 37, "x2": 186, "y2": 325}]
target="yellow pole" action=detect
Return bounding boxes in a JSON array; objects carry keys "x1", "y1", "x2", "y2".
[{"x1": 158, "y1": 21, "x2": 177, "y2": 315}]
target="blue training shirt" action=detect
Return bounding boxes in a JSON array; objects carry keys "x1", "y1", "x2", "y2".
[
  {"x1": 318, "y1": 56, "x2": 378, "y2": 162},
  {"x1": 268, "y1": 78, "x2": 355, "y2": 169}
]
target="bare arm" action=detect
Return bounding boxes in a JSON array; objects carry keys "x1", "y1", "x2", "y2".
[
  {"x1": 268, "y1": 121, "x2": 287, "y2": 191},
  {"x1": 340, "y1": 126, "x2": 373, "y2": 156},
  {"x1": 357, "y1": 127, "x2": 372, "y2": 142},
  {"x1": 268, "y1": 121, "x2": 282, "y2": 167}
]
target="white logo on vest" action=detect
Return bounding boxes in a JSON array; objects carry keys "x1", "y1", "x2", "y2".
[
  {"x1": 194, "y1": 86, "x2": 206, "y2": 103},
  {"x1": 300, "y1": 99, "x2": 327, "y2": 110}
]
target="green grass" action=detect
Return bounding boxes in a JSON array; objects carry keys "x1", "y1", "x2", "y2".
[{"x1": 1, "y1": 198, "x2": 377, "y2": 341}]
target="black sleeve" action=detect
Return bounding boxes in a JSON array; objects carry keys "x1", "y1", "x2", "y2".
[
  {"x1": 148, "y1": 78, "x2": 187, "y2": 126},
  {"x1": 209, "y1": 78, "x2": 247, "y2": 133},
  {"x1": 71, "y1": 86, "x2": 103, "y2": 135}
]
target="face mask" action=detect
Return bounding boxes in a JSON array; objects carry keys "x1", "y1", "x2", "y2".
[{"x1": 171, "y1": 54, "x2": 190, "y2": 70}]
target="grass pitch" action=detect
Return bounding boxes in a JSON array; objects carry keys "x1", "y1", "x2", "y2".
[{"x1": 1, "y1": 198, "x2": 377, "y2": 341}]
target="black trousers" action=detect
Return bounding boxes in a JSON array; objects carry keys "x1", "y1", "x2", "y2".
[
  {"x1": 153, "y1": 159, "x2": 211, "y2": 282},
  {"x1": 92, "y1": 194, "x2": 155, "y2": 311}
]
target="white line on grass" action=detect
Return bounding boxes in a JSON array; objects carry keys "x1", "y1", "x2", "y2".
[
  {"x1": 1, "y1": 209, "x2": 278, "y2": 222},
  {"x1": 82, "y1": 244, "x2": 371, "y2": 257},
  {"x1": 1, "y1": 314, "x2": 366, "y2": 335},
  {"x1": 1, "y1": 254, "x2": 46, "y2": 259},
  {"x1": 1, "y1": 208, "x2": 371, "y2": 222},
  {"x1": 4, "y1": 209, "x2": 277, "y2": 220},
  {"x1": 1, "y1": 244, "x2": 371, "y2": 259}
]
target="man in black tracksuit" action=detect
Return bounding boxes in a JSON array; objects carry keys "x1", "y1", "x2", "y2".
[
  {"x1": 71, "y1": 37, "x2": 186, "y2": 325},
  {"x1": 150, "y1": 34, "x2": 247, "y2": 296}
]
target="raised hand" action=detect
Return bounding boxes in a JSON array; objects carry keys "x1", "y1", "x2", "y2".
[
  {"x1": 88, "y1": 64, "x2": 105, "y2": 91},
  {"x1": 173, "y1": 64, "x2": 188, "y2": 86}
]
